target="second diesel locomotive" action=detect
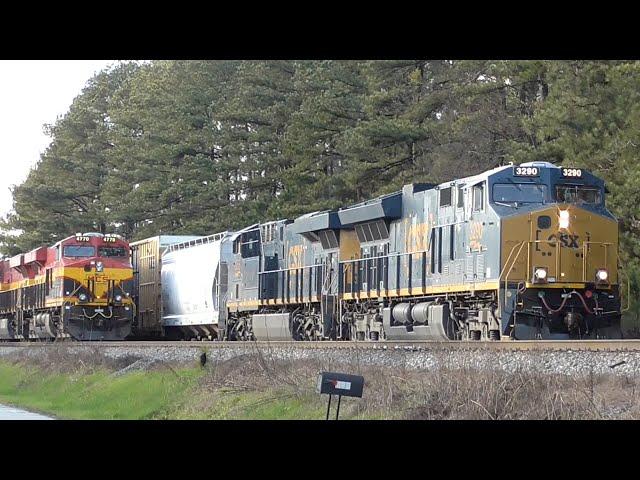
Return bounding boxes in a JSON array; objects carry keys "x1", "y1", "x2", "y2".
[
  {"x1": 0, "y1": 233, "x2": 135, "y2": 341},
  {"x1": 132, "y1": 162, "x2": 622, "y2": 341}
]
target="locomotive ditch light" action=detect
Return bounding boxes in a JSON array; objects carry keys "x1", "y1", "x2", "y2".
[
  {"x1": 533, "y1": 267, "x2": 548, "y2": 283},
  {"x1": 78, "y1": 293, "x2": 88, "y2": 302},
  {"x1": 96, "y1": 261, "x2": 104, "y2": 272},
  {"x1": 558, "y1": 209, "x2": 570, "y2": 230},
  {"x1": 114, "y1": 294, "x2": 123, "y2": 303},
  {"x1": 596, "y1": 269, "x2": 609, "y2": 283}
]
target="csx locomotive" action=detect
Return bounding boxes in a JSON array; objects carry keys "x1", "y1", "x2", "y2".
[
  {"x1": 0, "y1": 233, "x2": 134, "y2": 341},
  {"x1": 134, "y1": 161, "x2": 621, "y2": 341}
]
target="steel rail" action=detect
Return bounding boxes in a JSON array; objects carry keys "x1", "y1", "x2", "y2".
[{"x1": 2, "y1": 340, "x2": 640, "y2": 351}]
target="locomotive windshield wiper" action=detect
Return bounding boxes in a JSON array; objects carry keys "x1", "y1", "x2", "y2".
[{"x1": 494, "y1": 201, "x2": 519, "y2": 209}]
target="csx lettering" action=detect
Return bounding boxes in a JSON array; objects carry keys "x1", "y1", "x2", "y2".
[
  {"x1": 547, "y1": 233, "x2": 580, "y2": 249},
  {"x1": 405, "y1": 221, "x2": 430, "y2": 253},
  {"x1": 469, "y1": 221, "x2": 483, "y2": 251},
  {"x1": 288, "y1": 245, "x2": 304, "y2": 269}
]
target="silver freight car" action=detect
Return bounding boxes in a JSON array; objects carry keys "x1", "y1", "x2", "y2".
[{"x1": 161, "y1": 232, "x2": 232, "y2": 340}]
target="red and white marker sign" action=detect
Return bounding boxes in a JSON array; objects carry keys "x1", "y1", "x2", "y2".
[{"x1": 331, "y1": 380, "x2": 351, "y2": 391}]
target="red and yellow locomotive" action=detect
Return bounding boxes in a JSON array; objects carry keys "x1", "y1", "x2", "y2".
[{"x1": 0, "y1": 233, "x2": 134, "y2": 341}]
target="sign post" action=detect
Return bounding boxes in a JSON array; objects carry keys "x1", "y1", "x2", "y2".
[{"x1": 317, "y1": 372, "x2": 365, "y2": 420}]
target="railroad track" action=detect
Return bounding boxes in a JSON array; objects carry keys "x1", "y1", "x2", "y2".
[{"x1": 3, "y1": 340, "x2": 640, "y2": 351}]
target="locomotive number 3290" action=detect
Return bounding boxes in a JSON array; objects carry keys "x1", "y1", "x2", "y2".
[
  {"x1": 514, "y1": 166, "x2": 538, "y2": 176},
  {"x1": 562, "y1": 168, "x2": 582, "y2": 177}
]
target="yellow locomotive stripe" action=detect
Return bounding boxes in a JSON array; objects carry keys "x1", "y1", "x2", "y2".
[
  {"x1": 1, "y1": 267, "x2": 133, "y2": 293},
  {"x1": 56, "y1": 267, "x2": 133, "y2": 282},
  {"x1": 343, "y1": 281, "x2": 501, "y2": 300}
]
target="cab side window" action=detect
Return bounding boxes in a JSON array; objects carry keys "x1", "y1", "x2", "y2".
[{"x1": 472, "y1": 182, "x2": 485, "y2": 212}]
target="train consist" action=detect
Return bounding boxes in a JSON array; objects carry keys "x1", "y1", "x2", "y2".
[
  {"x1": 131, "y1": 161, "x2": 622, "y2": 342},
  {"x1": 0, "y1": 233, "x2": 134, "y2": 340}
]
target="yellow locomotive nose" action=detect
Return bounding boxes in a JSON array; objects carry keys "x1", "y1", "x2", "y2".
[
  {"x1": 77, "y1": 267, "x2": 132, "y2": 304},
  {"x1": 502, "y1": 204, "x2": 618, "y2": 287}
]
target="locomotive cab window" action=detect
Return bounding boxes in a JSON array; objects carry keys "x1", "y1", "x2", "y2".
[
  {"x1": 240, "y1": 230, "x2": 260, "y2": 258},
  {"x1": 98, "y1": 246, "x2": 127, "y2": 257},
  {"x1": 472, "y1": 182, "x2": 485, "y2": 211},
  {"x1": 492, "y1": 183, "x2": 547, "y2": 204},
  {"x1": 439, "y1": 187, "x2": 452, "y2": 207},
  {"x1": 556, "y1": 185, "x2": 602, "y2": 205},
  {"x1": 63, "y1": 245, "x2": 96, "y2": 258},
  {"x1": 457, "y1": 186, "x2": 464, "y2": 208}
]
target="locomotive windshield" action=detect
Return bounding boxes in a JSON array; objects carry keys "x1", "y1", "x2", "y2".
[
  {"x1": 492, "y1": 183, "x2": 547, "y2": 204},
  {"x1": 98, "y1": 246, "x2": 128, "y2": 257},
  {"x1": 556, "y1": 185, "x2": 601, "y2": 205},
  {"x1": 63, "y1": 245, "x2": 96, "y2": 258}
]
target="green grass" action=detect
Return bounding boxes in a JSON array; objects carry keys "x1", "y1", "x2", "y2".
[
  {"x1": 160, "y1": 388, "x2": 331, "y2": 420},
  {"x1": 0, "y1": 362, "x2": 202, "y2": 419},
  {"x1": 0, "y1": 361, "x2": 374, "y2": 420}
]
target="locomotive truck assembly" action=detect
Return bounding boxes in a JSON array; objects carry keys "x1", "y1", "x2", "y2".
[{"x1": 130, "y1": 161, "x2": 622, "y2": 342}]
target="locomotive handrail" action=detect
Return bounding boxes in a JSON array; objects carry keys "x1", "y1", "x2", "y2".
[
  {"x1": 500, "y1": 240, "x2": 616, "y2": 299},
  {"x1": 525, "y1": 240, "x2": 560, "y2": 284},
  {"x1": 339, "y1": 249, "x2": 429, "y2": 265},
  {"x1": 500, "y1": 241, "x2": 526, "y2": 307},
  {"x1": 340, "y1": 249, "x2": 432, "y2": 296},
  {"x1": 258, "y1": 263, "x2": 320, "y2": 275},
  {"x1": 499, "y1": 241, "x2": 526, "y2": 281},
  {"x1": 581, "y1": 241, "x2": 612, "y2": 283}
]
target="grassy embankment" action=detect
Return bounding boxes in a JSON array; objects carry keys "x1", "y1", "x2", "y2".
[
  {"x1": 0, "y1": 361, "x2": 330, "y2": 420},
  {"x1": 0, "y1": 348, "x2": 344, "y2": 420},
  {"x1": 2, "y1": 346, "x2": 640, "y2": 420}
]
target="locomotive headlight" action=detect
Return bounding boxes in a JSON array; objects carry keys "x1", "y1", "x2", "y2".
[
  {"x1": 96, "y1": 261, "x2": 104, "y2": 272},
  {"x1": 533, "y1": 267, "x2": 548, "y2": 283},
  {"x1": 79, "y1": 293, "x2": 88, "y2": 302},
  {"x1": 558, "y1": 209, "x2": 570, "y2": 230},
  {"x1": 596, "y1": 269, "x2": 609, "y2": 282}
]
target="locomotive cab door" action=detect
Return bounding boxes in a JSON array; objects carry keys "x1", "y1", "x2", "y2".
[
  {"x1": 465, "y1": 181, "x2": 486, "y2": 284},
  {"x1": 321, "y1": 251, "x2": 338, "y2": 339}
]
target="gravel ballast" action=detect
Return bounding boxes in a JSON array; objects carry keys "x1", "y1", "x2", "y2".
[{"x1": 1, "y1": 344, "x2": 639, "y2": 378}]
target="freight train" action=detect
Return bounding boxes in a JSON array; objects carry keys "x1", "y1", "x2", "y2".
[
  {"x1": 131, "y1": 162, "x2": 622, "y2": 341},
  {"x1": 0, "y1": 233, "x2": 134, "y2": 340}
]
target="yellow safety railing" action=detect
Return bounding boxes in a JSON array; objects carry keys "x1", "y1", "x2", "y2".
[{"x1": 500, "y1": 239, "x2": 615, "y2": 307}]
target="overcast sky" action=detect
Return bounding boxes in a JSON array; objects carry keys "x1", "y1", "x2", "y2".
[{"x1": 0, "y1": 60, "x2": 116, "y2": 219}]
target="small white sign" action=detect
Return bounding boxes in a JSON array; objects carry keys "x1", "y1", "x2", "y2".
[{"x1": 335, "y1": 381, "x2": 351, "y2": 391}]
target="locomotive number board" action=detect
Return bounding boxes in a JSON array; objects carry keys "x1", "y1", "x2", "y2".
[
  {"x1": 561, "y1": 167, "x2": 583, "y2": 178},
  {"x1": 75, "y1": 236, "x2": 91, "y2": 242},
  {"x1": 513, "y1": 166, "x2": 539, "y2": 177},
  {"x1": 104, "y1": 237, "x2": 117, "y2": 243}
]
